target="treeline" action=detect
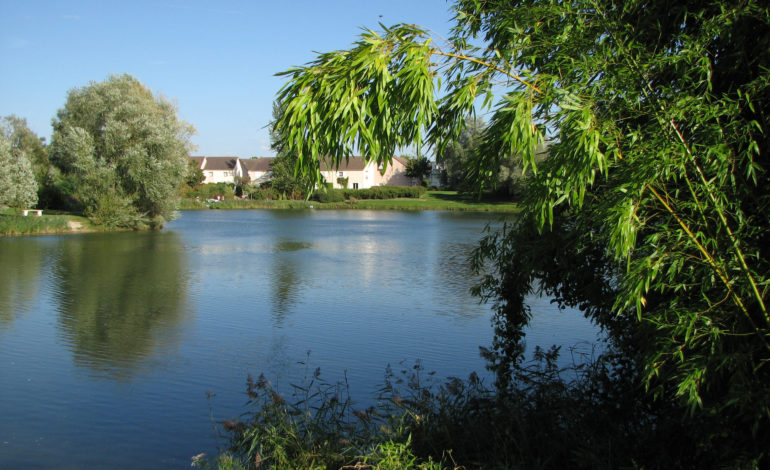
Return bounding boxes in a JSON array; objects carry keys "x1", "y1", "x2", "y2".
[{"x1": 1, "y1": 74, "x2": 195, "y2": 229}]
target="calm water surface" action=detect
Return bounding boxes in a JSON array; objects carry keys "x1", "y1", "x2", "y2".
[{"x1": 0, "y1": 210, "x2": 599, "y2": 469}]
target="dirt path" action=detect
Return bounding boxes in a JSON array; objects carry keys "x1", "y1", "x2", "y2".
[{"x1": 67, "y1": 220, "x2": 84, "y2": 231}]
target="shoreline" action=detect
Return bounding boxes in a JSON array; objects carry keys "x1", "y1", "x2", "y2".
[{"x1": 2, "y1": 198, "x2": 519, "y2": 237}]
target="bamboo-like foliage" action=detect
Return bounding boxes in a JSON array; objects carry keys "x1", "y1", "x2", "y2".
[{"x1": 275, "y1": 0, "x2": 770, "y2": 453}]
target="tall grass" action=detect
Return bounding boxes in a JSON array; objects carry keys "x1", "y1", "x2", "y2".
[
  {"x1": 198, "y1": 345, "x2": 738, "y2": 470},
  {"x1": 0, "y1": 212, "x2": 70, "y2": 235}
]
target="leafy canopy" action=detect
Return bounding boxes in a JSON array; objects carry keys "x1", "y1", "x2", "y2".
[
  {"x1": 0, "y1": 134, "x2": 38, "y2": 209},
  {"x1": 275, "y1": 0, "x2": 770, "y2": 455},
  {"x1": 49, "y1": 74, "x2": 196, "y2": 228}
]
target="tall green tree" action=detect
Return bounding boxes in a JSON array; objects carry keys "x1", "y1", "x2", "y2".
[
  {"x1": 269, "y1": 100, "x2": 313, "y2": 198},
  {"x1": 0, "y1": 134, "x2": 38, "y2": 209},
  {"x1": 1, "y1": 115, "x2": 49, "y2": 181},
  {"x1": 437, "y1": 116, "x2": 485, "y2": 190},
  {"x1": 273, "y1": 0, "x2": 770, "y2": 463},
  {"x1": 49, "y1": 74, "x2": 195, "y2": 228},
  {"x1": 404, "y1": 155, "x2": 432, "y2": 184}
]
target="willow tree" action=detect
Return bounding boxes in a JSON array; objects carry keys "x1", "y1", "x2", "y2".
[
  {"x1": 273, "y1": 0, "x2": 770, "y2": 460},
  {"x1": 49, "y1": 74, "x2": 195, "y2": 228},
  {"x1": 0, "y1": 135, "x2": 38, "y2": 209}
]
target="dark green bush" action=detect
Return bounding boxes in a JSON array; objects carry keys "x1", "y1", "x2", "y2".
[
  {"x1": 341, "y1": 186, "x2": 426, "y2": 200},
  {"x1": 183, "y1": 183, "x2": 235, "y2": 200},
  {"x1": 314, "y1": 188, "x2": 345, "y2": 203},
  {"x1": 249, "y1": 187, "x2": 279, "y2": 200}
]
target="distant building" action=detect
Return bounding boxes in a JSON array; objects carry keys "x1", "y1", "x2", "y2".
[
  {"x1": 240, "y1": 158, "x2": 273, "y2": 184},
  {"x1": 319, "y1": 156, "x2": 416, "y2": 189},
  {"x1": 190, "y1": 156, "x2": 240, "y2": 184},
  {"x1": 190, "y1": 155, "x2": 418, "y2": 189},
  {"x1": 191, "y1": 156, "x2": 273, "y2": 184}
]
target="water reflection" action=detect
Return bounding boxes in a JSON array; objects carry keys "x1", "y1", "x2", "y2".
[
  {"x1": 270, "y1": 239, "x2": 309, "y2": 324},
  {"x1": 0, "y1": 239, "x2": 45, "y2": 331},
  {"x1": 51, "y1": 232, "x2": 189, "y2": 379}
]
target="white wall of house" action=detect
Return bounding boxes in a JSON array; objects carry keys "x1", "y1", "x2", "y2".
[
  {"x1": 247, "y1": 170, "x2": 268, "y2": 181},
  {"x1": 324, "y1": 166, "x2": 378, "y2": 189},
  {"x1": 204, "y1": 169, "x2": 235, "y2": 184},
  {"x1": 323, "y1": 157, "x2": 416, "y2": 189},
  {"x1": 193, "y1": 156, "x2": 240, "y2": 184},
  {"x1": 374, "y1": 157, "x2": 413, "y2": 186}
]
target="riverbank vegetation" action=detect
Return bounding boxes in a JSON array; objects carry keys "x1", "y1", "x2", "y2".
[
  {"x1": 1, "y1": 74, "x2": 195, "y2": 232},
  {"x1": 178, "y1": 190, "x2": 518, "y2": 212},
  {"x1": 203, "y1": 0, "x2": 769, "y2": 468},
  {"x1": 0, "y1": 208, "x2": 95, "y2": 236}
]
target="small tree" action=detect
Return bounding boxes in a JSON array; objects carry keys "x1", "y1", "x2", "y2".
[
  {"x1": 405, "y1": 156, "x2": 431, "y2": 186},
  {"x1": 437, "y1": 116, "x2": 485, "y2": 191},
  {"x1": 0, "y1": 135, "x2": 38, "y2": 209},
  {"x1": 269, "y1": 100, "x2": 313, "y2": 198},
  {"x1": 1, "y1": 115, "x2": 49, "y2": 183},
  {"x1": 185, "y1": 158, "x2": 205, "y2": 187}
]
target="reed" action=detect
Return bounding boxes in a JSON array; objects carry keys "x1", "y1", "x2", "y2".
[{"x1": 0, "y1": 212, "x2": 70, "y2": 235}]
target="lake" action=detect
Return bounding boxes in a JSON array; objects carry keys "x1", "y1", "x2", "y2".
[{"x1": 0, "y1": 210, "x2": 599, "y2": 469}]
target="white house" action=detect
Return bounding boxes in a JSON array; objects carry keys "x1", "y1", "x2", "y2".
[
  {"x1": 319, "y1": 156, "x2": 415, "y2": 189},
  {"x1": 191, "y1": 156, "x2": 275, "y2": 185},
  {"x1": 240, "y1": 158, "x2": 273, "y2": 184},
  {"x1": 191, "y1": 155, "x2": 418, "y2": 189},
  {"x1": 191, "y1": 156, "x2": 240, "y2": 184}
]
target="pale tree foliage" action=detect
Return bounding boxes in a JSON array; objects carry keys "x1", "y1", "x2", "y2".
[
  {"x1": 1, "y1": 115, "x2": 49, "y2": 183},
  {"x1": 0, "y1": 135, "x2": 38, "y2": 209},
  {"x1": 49, "y1": 74, "x2": 195, "y2": 228},
  {"x1": 274, "y1": 0, "x2": 769, "y2": 461}
]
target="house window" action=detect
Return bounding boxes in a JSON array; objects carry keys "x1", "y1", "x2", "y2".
[
  {"x1": 338, "y1": 171, "x2": 344, "y2": 177},
  {"x1": 353, "y1": 183, "x2": 359, "y2": 189},
  {"x1": 208, "y1": 172, "x2": 214, "y2": 177}
]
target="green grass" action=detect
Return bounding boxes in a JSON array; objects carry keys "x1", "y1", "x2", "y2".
[
  {"x1": 0, "y1": 208, "x2": 95, "y2": 236},
  {"x1": 180, "y1": 191, "x2": 519, "y2": 212}
]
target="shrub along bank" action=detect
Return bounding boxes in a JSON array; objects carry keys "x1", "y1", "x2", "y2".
[
  {"x1": 179, "y1": 188, "x2": 518, "y2": 212},
  {"x1": 198, "y1": 348, "x2": 738, "y2": 470}
]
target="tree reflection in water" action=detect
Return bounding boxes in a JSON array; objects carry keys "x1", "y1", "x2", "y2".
[
  {"x1": 0, "y1": 238, "x2": 44, "y2": 332},
  {"x1": 52, "y1": 232, "x2": 189, "y2": 379}
]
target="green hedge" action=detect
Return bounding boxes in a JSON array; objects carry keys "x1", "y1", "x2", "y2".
[
  {"x1": 182, "y1": 183, "x2": 235, "y2": 200},
  {"x1": 311, "y1": 186, "x2": 426, "y2": 202},
  {"x1": 347, "y1": 186, "x2": 427, "y2": 200}
]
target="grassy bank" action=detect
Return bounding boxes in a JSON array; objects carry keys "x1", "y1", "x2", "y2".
[
  {"x1": 0, "y1": 209, "x2": 96, "y2": 236},
  {"x1": 180, "y1": 191, "x2": 519, "y2": 212}
]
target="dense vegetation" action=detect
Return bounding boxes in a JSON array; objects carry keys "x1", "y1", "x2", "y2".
[
  {"x1": 1, "y1": 75, "x2": 195, "y2": 231},
  {"x1": 201, "y1": 0, "x2": 769, "y2": 468},
  {"x1": 313, "y1": 186, "x2": 427, "y2": 203},
  {"x1": 48, "y1": 74, "x2": 195, "y2": 228},
  {"x1": 0, "y1": 126, "x2": 38, "y2": 209}
]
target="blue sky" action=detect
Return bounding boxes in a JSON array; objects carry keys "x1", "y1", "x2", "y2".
[{"x1": 0, "y1": 0, "x2": 455, "y2": 157}]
